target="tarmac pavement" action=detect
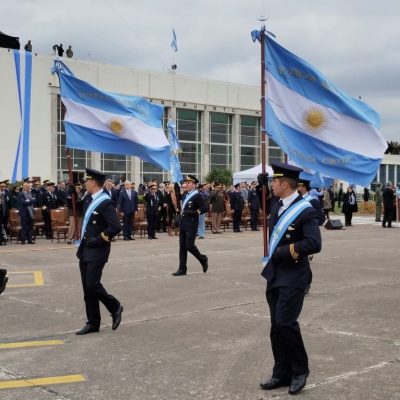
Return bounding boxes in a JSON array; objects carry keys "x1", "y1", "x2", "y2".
[{"x1": 0, "y1": 214, "x2": 399, "y2": 399}]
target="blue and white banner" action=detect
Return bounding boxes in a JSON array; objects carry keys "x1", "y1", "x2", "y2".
[
  {"x1": 167, "y1": 121, "x2": 183, "y2": 182},
  {"x1": 12, "y1": 50, "x2": 33, "y2": 182},
  {"x1": 252, "y1": 31, "x2": 387, "y2": 187},
  {"x1": 171, "y1": 29, "x2": 178, "y2": 52},
  {"x1": 52, "y1": 60, "x2": 170, "y2": 170}
]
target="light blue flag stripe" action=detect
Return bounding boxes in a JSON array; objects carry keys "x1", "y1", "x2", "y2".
[
  {"x1": 266, "y1": 102, "x2": 382, "y2": 186},
  {"x1": 58, "y1": 73, "x2": 164, "y2": 129},
  {"x1": 265, "y1": 36, "x2": 380, "y2": 128},
  {"x1": 65, "y1": 122, "x2": 170, "y2": 171},
  {"x1": 12, "y1": 51, "x2": 32, "y2": 182}
]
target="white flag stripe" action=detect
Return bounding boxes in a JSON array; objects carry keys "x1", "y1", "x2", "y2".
[
  {"x1": 266, "y1": 71, "x2": 386, "y2": 158},
  {"x1": 63, "y1": 98, "x2": 169, "y2": 149}
]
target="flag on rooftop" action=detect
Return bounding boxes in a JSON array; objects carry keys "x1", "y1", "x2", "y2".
[
  {"x1": 51, "y1": 60, "x2": 170, "y2": 170},
  {"x1": 252, "y1": 30, "x2": 387, "y2": 187},
  {"x1": 170, "y1": 29, "x2": 178, "y2": 52}
]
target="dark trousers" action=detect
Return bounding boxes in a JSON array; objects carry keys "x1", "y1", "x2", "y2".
[
  {"x1": 250, "y1": 208, "x2": 259, "y2": 230},
  {"x1": 20, "y1": 215, "x2": 34, "y2": 242},
  {"x1": 43, "y1": 211, "x2": 52, "y2": 237},
  {"x1": 2, "y1": 216, "x2": 8, "y2": 237},
  {"x1": 179, "y1": 228, "x2": 206, "y2": 272},
  {"x1": 0, "y1": 268, "x2": 6, "y2": 280},
  {"x1": 344, "y1": 211, "x2": 353, "y2": 226},
  {"x1": 382, "y1": 207, "x2": 393, "y2": 227},
  {"x1": 267, "y1": 286, "x2": 308, "y2": 380},
  {"x1": 79, "y1": 261, "x2": 120, "y2": 328},
  {"x1": 122, "y1": 212, "x2": 134, "y2": 237},
  {"x1": 232, "y1": 209, "x2": 242, "y2": 232},
  {"x1": 147, "y1": 214, "x2": 157, "y2": 238},
  {"x1": 157, "y1": 207, "x2": 167, "y2": 231}
]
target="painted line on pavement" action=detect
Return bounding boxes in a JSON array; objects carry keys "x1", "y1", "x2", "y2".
[
  {"x1": 7, "y1": 271, "x2": 44, "y2": 287},
  {"x1": 0, "y1": 374, "x2": 85, "y2": 389},
  {"x1": 0, "y1": 340, "x2": 64, "y2": 350}
]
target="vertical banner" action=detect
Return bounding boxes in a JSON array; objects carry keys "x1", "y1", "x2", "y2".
[
  {"x1": 167, "y1": 122, "x2": 183, "y2": 183},
  {"x1": 12, "y1": 50, "x2": 32, "y2": 182}
]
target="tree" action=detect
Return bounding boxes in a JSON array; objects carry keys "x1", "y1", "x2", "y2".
[{"x1": 204, "y1": 168, "x2": 233, "y2": 187}]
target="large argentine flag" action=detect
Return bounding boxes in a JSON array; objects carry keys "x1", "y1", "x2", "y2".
[
  {"x1": 254, "y1": 32, "x2": 387, "y2": 187},
  {"x1": 52, "y1": 60, "x2": 170, "y2": 170}
]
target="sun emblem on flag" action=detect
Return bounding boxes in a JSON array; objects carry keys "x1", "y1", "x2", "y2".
[
  {"x1": 301, "y1": 107, "x2": 328, "y2": 134},
  {"x1": 107, "y1": 117, "x2": 126, "y2": 136}
]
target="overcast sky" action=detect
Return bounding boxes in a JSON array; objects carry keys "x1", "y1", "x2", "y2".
[{"x1": 2, "y1": 0, "x2": 399, "y2": 141}]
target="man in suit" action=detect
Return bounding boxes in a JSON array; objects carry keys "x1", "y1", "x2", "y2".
[
  {"x1": 75, "y1": 168, "x2": 122, "y2": 335},
  {"x1": 143, "y1": 183, "x2": 160, "y2": 239},
  {"x1": 17, "y1": 182, "x2": 36, "y2": 244},
  {"x1": 259, "y1": 163, "x2": 322, "y2": 395},
  {"x1": 56, "y1": 181, "x2": 67, "y2": 206},
  {"x1": 42, "y1": 182, "x2": 58, "y2": 239},
  {"x1": 248, "y1": 181, "x2": 260, "y2": 231},
  {"x1": 382, "y1": 181, "x2": 395, "y2": 228},
  {"x1": 230, "y1": 183, "x2": 244, "y2": 233},
  {"x1": 118, "y1": 180, "x2": 138, "y2": 240},
  {"x1": 103, "y1": 179, "x2": 119, "y2": 204},
  {"x1": 0, "y1": 182, "x2": 12, "y2": 243},
  {"x1": 172, "y1": 175, "x2": 208, "y2": 276}
]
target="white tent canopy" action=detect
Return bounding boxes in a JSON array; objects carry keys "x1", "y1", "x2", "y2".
[{"x1": 232, "y1": 164, "x2": 274, "y2": 185}]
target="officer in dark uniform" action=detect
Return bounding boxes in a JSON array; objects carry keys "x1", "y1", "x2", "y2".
[
  {"x1": 0, "y1": 268, "x2": 8, "y2": 294},
  {"x1": 172, "y1": 175, "x2": 208, "y2": 276},
  {"x1": 0, "y1": 181, "x2": 12, "y2": 243},
  {"x1": 230, "y1": 183, "x2": 244, "y2": 232},
  {"x1": 30, "y1": 180, "x2": 42, "y2": 207},
  {"x1": 143, "y1": 183, "x2": 161, "y2": 239},
  {"x1": 248, "y1": 180, "x2": 260, "y2": 231},
  {"x1": 75, "y1": 168, "x2": 122, "y2": 335},
  {"x1": 259, "y1": 163, "x2": 322, "y2": 395},
  {"x1": 42, "y1": 182, "x2": 58, "y2": 239}
]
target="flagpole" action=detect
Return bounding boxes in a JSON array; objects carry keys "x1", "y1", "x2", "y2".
[{"x1": 260, "y1": 24, "x2": 268, "y2": 258}]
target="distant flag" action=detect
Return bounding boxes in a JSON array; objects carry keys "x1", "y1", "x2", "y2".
[
  {"x1": 52, "y1": 60, "x2": 170, "y2": 170},
  {"x1": 167, "y1": 122, "x2": 183, "y2": 182},
  {"x1": 12, "y1": 50, "x2": 33, "y2": 182},
  {"x1": 170, "y1": 29, "x2": 178, "y2": 52},
  {"x1": 251, "y1": 30, "x2": 387, "y2": 187}
]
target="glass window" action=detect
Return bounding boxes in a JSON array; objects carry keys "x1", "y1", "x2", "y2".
[
  {"x1": 240, "y1": 116, "x2": 260, "y2": 170},
  {"x1": 379, "y1": 164, "x2": 387, "y2": 184},
  {"x1": 388, "y1": 165, "x2": 395, "y2": 184},
  {"x1": 210, "y1": 112, "x2": 232, "y2": 170}
]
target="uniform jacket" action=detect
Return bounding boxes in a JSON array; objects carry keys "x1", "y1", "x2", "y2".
[
  {"x1": 0, "y1": 190, "x2": 12, "y2": 217},
  {"x1": 42, "y1": 192, "x2": 58, "y2": 211},
  {"x1": 382, "y1": 187, "x2": 395, "y2": 208},
  {"x1": 143, "y1": 192, "x2": 160, "y2": 216},
  {"x1": 180, "y1": 190, "x2": 208, "y2": 231},
  {"x1": 248, "y1": 189, "x2": 260, "y2": 210},
  {"x1": 77, "y1": 197, "x2": 121, "y2": 263},
  {"x1": 209, "y1": 190, "x2": 225, "y2": 213},
  {"x1": 230, "y1": 190, "x2": 245, "y2": 211},
  {"x1": 118, "y1": 189, "x2": 138, "y2": 214},
  {"x1": 375, "y1": 189, "x2": 383, "y2": 204},
  {"x1": 262, "y1": 194, "x2": 322, "y2": 290},
  {"x1": 342, "y1": 192, "x2": 358, "y2": 213}
]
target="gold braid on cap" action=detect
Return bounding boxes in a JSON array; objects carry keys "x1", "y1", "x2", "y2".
[
  {"x1": 290, "y1": 243, "x2": 299, "y2": 260},
  {"x1": 101, "y1": 232, "x2": 110, "y2": 242},
  {"x1": 273, "y1": 173, "x2": 284, "y2": 177}
]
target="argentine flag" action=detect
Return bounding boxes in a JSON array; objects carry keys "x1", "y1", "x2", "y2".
[
  {"x1": 52, "y1": 60, "x2": 170, "y2": 170},
  {"x1": 254, "y1": 32, "x2": 387, "y2": 187}
]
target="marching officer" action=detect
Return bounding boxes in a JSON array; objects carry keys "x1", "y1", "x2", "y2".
[
  {"x1": 75, "y1": 168, "x2": 122, "y2": 335},
  {"x1": 259, "y1": 163, "x2": 322, "y2": 395}
]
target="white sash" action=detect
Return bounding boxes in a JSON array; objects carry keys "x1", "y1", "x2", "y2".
[
  {"x1": 261, "y1": 199, "x2": 312, "y2": 266},
  {"x1": 75, "y1": 193, "x2": 110, "y2": 247}
]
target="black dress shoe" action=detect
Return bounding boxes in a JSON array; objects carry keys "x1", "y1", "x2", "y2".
[
  {"x1": 28, "y1": 241, "x2": 35, "y2": 244},
  {"x1": 152, "y1": 236, "x2": 158, "y2": 239},
  {"x1": 201, "y1": 255, "x2": 208, "y2": 273},
  {"x1": 128, "y1": 236, "x2": 135, "y2": 240},
  {"x1": 111, "y1": 305, "x2": 123, "y2": 330},
  {"x1": 288, "y1": 370, "x2": 309, "y2": 395},
  {"x1": 260, "y1": 377, "x2": 290, "y2": 390},
  {"x1": 172, "y1": 269, "x2": 187, "y2": 276},
  {"x1": 123, "y1": 237, "x2": 129, "y2": 241},
  {"x1": 0, "y1": 276, "x2": 8, "y2": 295},
  {"x1": 75, "y1": 324, "x2": 100, "y2": 335}
]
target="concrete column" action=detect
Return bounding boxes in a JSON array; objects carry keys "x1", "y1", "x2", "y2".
[
  {"x1": 201, "y1": 110, "x2": 210, "y2": 181},
  {"x1": 91, "y1": 152, "x2": 101, "y2": 170},
  {"x1": 232, "y1": 114, "x2": 240, "y2": 173}
]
